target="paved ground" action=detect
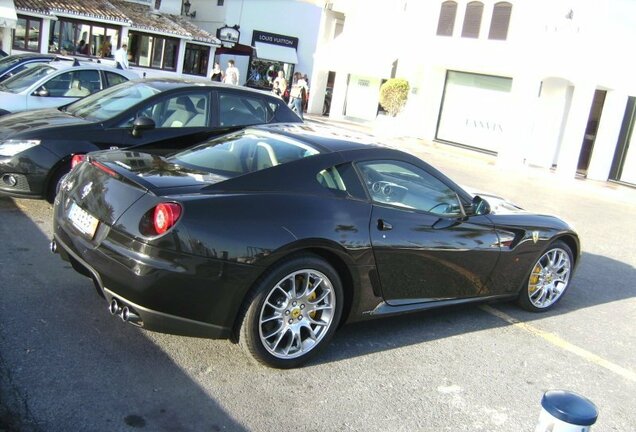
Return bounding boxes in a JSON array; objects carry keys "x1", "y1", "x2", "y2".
[{"x1": 0, "y1": 118, "x2": 634, "y2": 431}]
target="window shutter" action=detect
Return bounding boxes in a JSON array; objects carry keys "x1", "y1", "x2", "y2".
[
  {"x1": 488, "y1": 2, "x2": 513, "y2": 40},
  {"x1": 436, "y1": 1, "x2": 458, "y2": 37},
  {"x1": 461, "y1": 1, "x2": 484, "y2": 38}
]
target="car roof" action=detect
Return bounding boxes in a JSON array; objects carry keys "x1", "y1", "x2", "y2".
[
  {"x1": 246, "y1": 123, "x2": 383, "y2": 154},
  {"x1": 3, "y1": 53, "x2": 57, "y2": 60},
  {"x1": 43, "y1": 58, "x2": 132, "y2": 72},
  {"x1": 124, "y1": 77, "x2": 283, "y2": 96}
]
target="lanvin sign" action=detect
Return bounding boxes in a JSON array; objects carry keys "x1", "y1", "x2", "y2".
[{"x1": 252, "y1": 30, "x2": 299, "y2": 49}]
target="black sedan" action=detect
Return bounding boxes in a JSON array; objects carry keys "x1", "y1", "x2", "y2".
[
  {"x1": 0, "y1": 78, "x2": 300, "y2": 201},
  {"x1": 52, "y1": 124, "x2": 579, "y2": 368}
]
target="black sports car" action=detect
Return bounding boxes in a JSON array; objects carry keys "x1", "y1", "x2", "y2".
[
  {"x1": 0, "y1": 78, "x2": 300, "y2": 201},
  {"x1": 52, "y1": 124, "x2": 580, "y2": 368}
]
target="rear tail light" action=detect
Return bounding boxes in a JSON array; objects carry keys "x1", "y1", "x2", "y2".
[
  {"x1": 153, "y1": 203, "x2": 182, "y2": 235},
  {"x1": 71, "y1": 154, "x2": 86, "y2": 168}
]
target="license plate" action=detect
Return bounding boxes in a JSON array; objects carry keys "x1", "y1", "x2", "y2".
[{"x1": 68, "y1": 202, "x2": 99, "y2": 238}]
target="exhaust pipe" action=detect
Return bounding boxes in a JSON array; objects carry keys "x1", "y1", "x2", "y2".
[
  {"x1": 121, "y1": 306, "x2": 141, "y2": 324},
  {"x1": 49, "y1": 239, "x2": 57, "y2": 254},
  {"x1": 109, "y1": 298, "x2": 121, "y2": 316}
]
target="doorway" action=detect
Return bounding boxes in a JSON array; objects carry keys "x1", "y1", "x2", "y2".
[{"x1": 577, "y1": 89, "x2": 607, "y2": 175}]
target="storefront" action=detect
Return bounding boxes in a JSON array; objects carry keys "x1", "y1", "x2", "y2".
[
  {"x1": 247, "y1": 30, "x2": 298, "y2": 90},
  {"x1": 9, "y1": 0, "x2": 219, "y2": 77},
  {"x1": 436, "y1": 71, "x2": 513, "y2": 154}
]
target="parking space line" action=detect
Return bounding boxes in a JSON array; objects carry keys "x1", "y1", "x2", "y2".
[{"x1": 480, "y1": 305, "x2": 636, "y2": 383}]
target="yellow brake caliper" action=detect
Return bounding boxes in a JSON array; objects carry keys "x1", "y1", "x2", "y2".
[
  {"x1": 529, "y1": 264, "x2": 542, "y2": 292},
  {"x1": 307, "y1": 286, "x2": 317, "y2": 319}
]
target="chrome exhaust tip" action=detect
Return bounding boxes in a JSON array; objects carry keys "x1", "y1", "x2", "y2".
[
  {"x1": 109, "y1": 298, "x2": 121, "y2": 316},
  {"x1": 121, "y1": 306, "x2": 141, "y2": 324},
  {"x1": 49, "y1": 239, "x2": 57, "y2": 254}
]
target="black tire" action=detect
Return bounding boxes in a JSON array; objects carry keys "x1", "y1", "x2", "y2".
[
  {"x1": 46, "y1": 163, "x2": 70, "y2": 204},
  {"x1": 238, "y1": 254, "x2": 343, "y2": 368},
  {"x1": 517, "y1": 240, "x2": 573, "y2": 312}
]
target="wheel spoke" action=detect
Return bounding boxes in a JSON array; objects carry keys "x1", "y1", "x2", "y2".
[{"x1": 258, "y1": 268, "x2": 337, "y2": 360}]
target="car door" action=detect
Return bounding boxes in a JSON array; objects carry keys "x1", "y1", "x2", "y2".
[
  {"x1": 359, "y1": 160, "x2": 501, "y2": 305},
  {"x1": 119, "y1": 90, "x2": 217, "y2": 154}
]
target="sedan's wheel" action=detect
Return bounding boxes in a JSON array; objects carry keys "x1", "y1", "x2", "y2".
[
  {"x1": 238, "y1": 255, "x2": 343, "y2": 368},
  {"x1": 518, "y1": 241, "x2": 573, "y2": 312}
]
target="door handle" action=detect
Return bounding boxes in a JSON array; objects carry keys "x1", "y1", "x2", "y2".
[{"x1": 377, "y1": 219, "x2": 393, "y2": 231}]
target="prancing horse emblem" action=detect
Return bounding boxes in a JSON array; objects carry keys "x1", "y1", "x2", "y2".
[
  {"x1": 532, "y1": 231, "x2": 539, "y2": 244},
  {"x1": 80, "y1": 182, "x2": 93, "y2": 200}
]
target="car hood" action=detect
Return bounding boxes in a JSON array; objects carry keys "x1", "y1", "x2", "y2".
[{"x1": 0, "y1": 108, "x2": 90, "y2": 139}]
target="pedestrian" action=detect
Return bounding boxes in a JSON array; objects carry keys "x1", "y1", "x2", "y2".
[
  {"x1": 288, "y1": 72, "x2": 308, "y2": 120},
  {"x1": 114, "y1": 44, "x2": 129, "y2": 69},
  {"x1": 210, "y1": 62, "x2": 223, "y2": 82},
  {"x1": 272, "y1": 81, "x2": 282, "y2": 97},
  {"x1": 224, "y1": 60, "x2": 239, "y2": 85},
  {"x1": 273, "y1": 71, "x2": 287, "y2": 98}
]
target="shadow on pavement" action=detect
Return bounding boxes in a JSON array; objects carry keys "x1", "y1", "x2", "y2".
[{"x1": 0, "y1": 197, "x2": 247, "y2": 432}]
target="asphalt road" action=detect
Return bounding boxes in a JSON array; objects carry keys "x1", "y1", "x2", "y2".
[{"x1": 0, "y1": 136, "x2": 634, "y2": 431}]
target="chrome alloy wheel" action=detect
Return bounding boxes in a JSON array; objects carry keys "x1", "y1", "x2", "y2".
[
  {"x1": 527, "y1": 247, "x2": 572, "y2": 308},
  {"x1": 258, "y1": 269, "x2": 336, "y2": 359}
]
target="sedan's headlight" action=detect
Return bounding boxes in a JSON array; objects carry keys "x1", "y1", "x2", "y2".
[{"x1": 0, "y1": 139, "x2": 41, "y2": 157}]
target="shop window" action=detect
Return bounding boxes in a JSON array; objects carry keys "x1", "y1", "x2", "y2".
[
  {"x1": 461, "y1": 1, "x2": 484, "y2": 38},
  {"x1": 129, "y1": 32, "x2": 178, "y2": 71},
  {"x1": 13, "y1": 16, "x2": 41, "y2": 52},
  {"x1": 488, "y1": 2, "x2": 513, "y2": 40},
  {"x1": 48, "y1": 19, "x2": 119, "y2": 58},
  {"x1": 436, "y1": 1, "x2": 458, "y2": 37},
  {"x1": 183, "y1": 44, "x2": 210, "y2": 76}
]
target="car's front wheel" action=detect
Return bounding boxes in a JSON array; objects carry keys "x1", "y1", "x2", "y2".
[
  {"x1": 518, "y1": 240, "x2": 573, "y2": 312},
  {"x1": 238, "y1": 255, "x2": 343, "y2": 368}
]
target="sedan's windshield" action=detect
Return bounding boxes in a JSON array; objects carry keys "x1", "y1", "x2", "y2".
[
  {"x1": 64, "y1": 82, "x2": 161, "y2": 122},
  {"x1": 0, "y1": 64, "x2": 55, "y2": 93}
]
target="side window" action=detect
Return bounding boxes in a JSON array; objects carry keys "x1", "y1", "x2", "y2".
[
  {"x1": 44, "y1": 71, "x2": 73, "y2": 97},
  {"x1": 128, "y1": 92, "x2": 211, "y2": 128},
  {"x1": 315, "y1": 163, "x2": 366, "y2": 199},
  {"x1": 46, "y1": 70, "x2": 100, "y2": 97},
  {"x1": 105, "y1": 72, "x2": 128, "y2": 88},
  {"x1": 357, "y1": 160, "x2": 461, "y2": 216},
  {"x1": 219, "y1": 93, "x2": 271, "y2": 127}
]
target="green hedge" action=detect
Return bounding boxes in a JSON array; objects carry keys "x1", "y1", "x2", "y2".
[{"x1": 379, "y1": 78, "x2": 410, "y2": 117}]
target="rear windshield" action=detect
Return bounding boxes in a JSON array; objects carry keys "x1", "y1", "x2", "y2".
[
  {"x1": 170, "y1": 129, "x2": 320, "y2": 176},
  {"x1": 0, "y1": 56, "x2": 22, "y2": 75},
  {"x1": 0, "y1": 64, "x2": 55, "y2": 93}
]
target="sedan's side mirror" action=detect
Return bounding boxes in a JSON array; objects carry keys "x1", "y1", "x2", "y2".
[
  {"x1": 131, "y1": 116, "x2": 155, "y2": 137},
  {"x1": 34, "y1": 87, "x2": 50, "y2": 97},
  {"x1": 472, "y1": 195, "x2": 491, "y2": 216}
]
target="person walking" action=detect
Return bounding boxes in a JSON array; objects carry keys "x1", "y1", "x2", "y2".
[
  {"x1": 114, "y1": 44, "x2": 129, "y2": 69},
  {"x1": 224, "y1": 60, "x2": 239, "y2": 85},
  {"x1": 288, "y1": 72, "x2": 308, "y2": 120},
  {"x1": 210, "y1": 62, "x2": 223, "y2": 82}
]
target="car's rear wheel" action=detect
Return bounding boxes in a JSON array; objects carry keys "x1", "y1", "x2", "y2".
[
  {"x1": 238, "y1": 255, "x2": 343, "y2": 368},
  {"x1": 518, "y1": 240, "x2": 573, "y2": 312}
]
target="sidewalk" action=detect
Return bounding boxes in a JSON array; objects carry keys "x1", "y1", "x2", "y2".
[{"x1": 303, "y1": 113, "x2": 636, "y2": 206}]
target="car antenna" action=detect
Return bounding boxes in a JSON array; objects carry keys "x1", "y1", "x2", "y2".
[{"x1": 73, "y1": 58, "x2": 80, "y2": 66}]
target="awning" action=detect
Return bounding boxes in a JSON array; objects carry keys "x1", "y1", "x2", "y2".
[
  {"x1": 254, "y1": 41, "x2": 298, "y2": 64},
  {"x1": 313, "y1": 31, "x2": 397, "y2": 78},
  {"x1": 0, "y1": 0, "x2": 17, "y2": 29},
  {"x1": 214, "y1": 43, "x2": 254, "y2": 56}
]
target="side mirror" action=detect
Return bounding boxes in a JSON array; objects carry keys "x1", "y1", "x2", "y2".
[
  {"x1": 35, "y1": 87, "x2": 50, "y2": 97},
  {"x1": 131, "y1": 116, "x2": 155, "y2": 137},
  {"x1": 472, "y1": 195, "x2": 491, "y2": 216}
]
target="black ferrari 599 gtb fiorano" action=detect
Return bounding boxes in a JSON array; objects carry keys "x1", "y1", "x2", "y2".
[{"x1": 52, "y1": 123, "x2": 580, "y2": 368}]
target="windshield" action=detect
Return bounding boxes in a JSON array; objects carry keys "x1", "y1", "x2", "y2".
[
  {"x1": 65, "y1": 82, "x2": 161, "y2": 122},
  {"x1": 170, "y1": 130, "x2": 320, "y2": 176},
  {"x1": 0, "y1": 56, "x2": 22, "y2": 75},
  {"x1": 0, "y1": 64, "x2": 55, "y2": 93}
]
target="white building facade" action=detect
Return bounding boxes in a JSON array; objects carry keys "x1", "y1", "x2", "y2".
[{"x1": 310, "y1": 0, "x2": 636, "y2": 186}]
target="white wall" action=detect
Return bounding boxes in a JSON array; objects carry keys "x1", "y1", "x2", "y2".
[{"x1": 224, "y1": 0, "x2": 322, "y2": 82}]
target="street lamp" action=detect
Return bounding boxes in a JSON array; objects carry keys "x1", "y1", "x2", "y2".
[{"x1": 183, "y1": 0, "x2": 197, "y2": 18}]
